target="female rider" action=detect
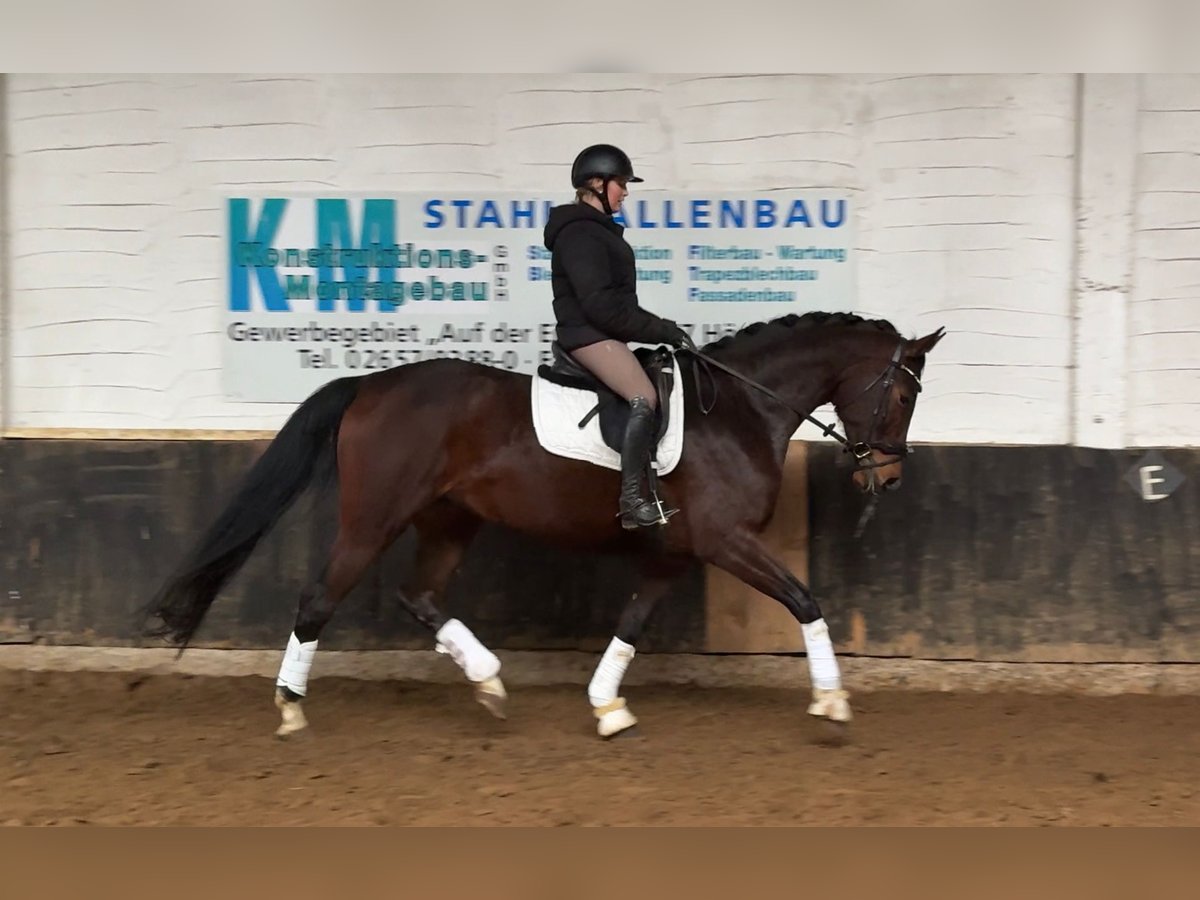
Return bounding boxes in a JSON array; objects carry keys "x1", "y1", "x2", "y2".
[{"x1": 542, "y1": 143, "x2": 694, "y2": 529}]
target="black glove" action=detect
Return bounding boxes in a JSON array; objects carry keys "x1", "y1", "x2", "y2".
[{"x1": 661, "y1": 321, "x2": 697, "y2": 352}]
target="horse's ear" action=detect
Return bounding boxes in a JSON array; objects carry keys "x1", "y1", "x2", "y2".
[{"x1": 906, "y1": 326, "x2": 946, "y2": 357}]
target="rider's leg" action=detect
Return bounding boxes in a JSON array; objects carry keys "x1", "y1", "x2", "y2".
[
  {"x1": 570, "y1": 340, "x2": 676, "y2": 529},
  {"x1": 569, "y1": 340, "x2": 657, "y2": 408}
]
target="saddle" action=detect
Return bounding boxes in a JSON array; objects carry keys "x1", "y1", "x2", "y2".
[{"x1": 536, "y1": 342, "x2": 676, "y2": 455}]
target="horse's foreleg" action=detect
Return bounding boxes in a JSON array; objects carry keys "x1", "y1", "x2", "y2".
[
  {"x1": 705, "y1": 530, "x2": 851, "y2": 725},
  {"x1": 434, "y1": 619, "x2": 506, "y2": 718},
  {"x1": 588, "y1": 558, "x2": 685, "y2": 738},
  {"x1": 395, "y1": 505, "x2": 506, "y2": 718}
]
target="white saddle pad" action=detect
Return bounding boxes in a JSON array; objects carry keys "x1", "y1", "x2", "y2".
[{"x1": 530, "y1": 362, "x2": 685, "y2": 476}]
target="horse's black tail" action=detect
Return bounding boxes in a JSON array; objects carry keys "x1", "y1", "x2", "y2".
[{"x1": 141, "y1": 376, "x2": 361, "y2": 650}]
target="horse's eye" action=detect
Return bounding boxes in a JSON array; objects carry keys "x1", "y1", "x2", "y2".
[{"x1": 899, "y1": 394, "x2": 911, "y2": 407}]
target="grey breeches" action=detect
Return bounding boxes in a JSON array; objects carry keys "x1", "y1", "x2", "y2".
[{"x1": 569, "y1": 340, "x2": 657, "y2": 410}]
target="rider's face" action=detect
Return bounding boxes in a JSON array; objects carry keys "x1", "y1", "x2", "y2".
[{"x1": 606, "y1": 177, "x2": 629, "y2": 211}]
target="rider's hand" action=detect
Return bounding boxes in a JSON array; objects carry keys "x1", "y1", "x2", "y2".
[{"x1": 663, "y1": 321, "x2": 697, "y2": 352}]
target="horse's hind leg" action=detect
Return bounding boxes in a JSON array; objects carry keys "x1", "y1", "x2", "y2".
[
  {"x1": 273, "y1": 530, "x2": 389, "y2": 736},
  {"x1": 394, "y1": 503, "x2": 506, "y2": 718},
  {"x1": 274, "y1": 399, "x2": 444, "y2": 736}
]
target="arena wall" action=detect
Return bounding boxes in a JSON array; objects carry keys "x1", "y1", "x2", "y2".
[{"x1": 0, "y1": 74, "x2": 1195, "y2": 662}]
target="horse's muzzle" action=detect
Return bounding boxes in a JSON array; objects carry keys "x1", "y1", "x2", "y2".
[{"x1": 852, "y1": 451, "x2": 904, "y2": 494}]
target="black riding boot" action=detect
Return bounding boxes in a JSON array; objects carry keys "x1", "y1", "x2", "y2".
[{"x1": 618, "y1": 396, "x2": 678, "y2": 530}]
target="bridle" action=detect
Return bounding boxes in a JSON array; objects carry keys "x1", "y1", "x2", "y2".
[
  {"x1": 834, "y1": 341, "x2": 923, "y2": 469},
  {"x1": 682, "y1": 340, "x2": 923, "y2": 536},
  {"x1": 684, "y1": 340, "x2": 922, "y2": 469}
]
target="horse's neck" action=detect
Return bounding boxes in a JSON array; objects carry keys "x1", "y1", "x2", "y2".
[{"x1": 715, "y1": 334, "x2": 839, "y2": 420}]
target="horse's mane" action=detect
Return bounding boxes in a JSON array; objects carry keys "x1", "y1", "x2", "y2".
[{"x1": 703, "y1": 310, "x2": 899, "y2": 353}]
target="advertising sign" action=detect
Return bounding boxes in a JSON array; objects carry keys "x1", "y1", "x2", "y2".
[{"x1": 224, "y1": 192, "x2": 854, "y2": 401}]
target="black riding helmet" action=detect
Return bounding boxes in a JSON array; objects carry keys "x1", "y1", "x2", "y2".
[{"x1": 571, "y1": 143, "x2": 643, "y2": 216}]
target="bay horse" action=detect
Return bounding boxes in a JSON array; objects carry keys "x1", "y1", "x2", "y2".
[{"x1": 144, "y1": 311, "x2": 944, "y2": 739}]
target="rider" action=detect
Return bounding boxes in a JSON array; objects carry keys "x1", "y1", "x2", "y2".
[{"x1": 543, "y1": 143, "x2": 695, "y2": 529}]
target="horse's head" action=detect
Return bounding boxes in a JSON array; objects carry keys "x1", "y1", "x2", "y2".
[{"x1": 831, "y1": 326, "x2": 945, "y2": 494}]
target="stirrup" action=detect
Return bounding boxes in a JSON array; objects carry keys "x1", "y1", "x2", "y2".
[{"x1": 618, "y1": 496, "x2": 678, "y2": 530}]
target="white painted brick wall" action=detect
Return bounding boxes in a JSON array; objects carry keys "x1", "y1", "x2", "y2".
[
  {"x1": 0, "y1": 74, "x2": 7, "y2": 432},
  {"x1": 3, "y1": 73, "x2": 1193, "y2": 446},
  {"x1": 1129, "y1": 75, "x2": 1200, "y2": 446}
]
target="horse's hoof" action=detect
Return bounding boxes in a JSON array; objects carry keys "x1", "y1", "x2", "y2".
[
  {"x1": 474, "y1": 676, "x2": 507, "y2": 720},
  {"x1": 274, "y1": 688, "x2": 309, "y2": 737},
  {"x1": 274, "y1": 722, "x2": 311, "y2": 740},
  {"x1": 594, "y1": 698, "x2": 638, "y2": 739},
  {"x1": 601, "y1": 722, "x2": 640, "y2": 741}
]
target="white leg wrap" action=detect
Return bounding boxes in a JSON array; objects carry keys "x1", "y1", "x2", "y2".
[
  {"x1": 276, "y1": 633, "x2": 318, "y2": 697},
  {"x1": 435, "y1": 619, "x2": 501, "y2": 683},
  {"x1": 588, "y1": 636, "x2": 635, "y2": 707},
  {"x1": 801, "y1": 618, "x2": 852, "y2": 721},
  {"x1": 588, "y1": 637, "x2": 639, "y2": 736},
  {"x1": 801, "y1": 618, "x2": 842, "y2": 691}
]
